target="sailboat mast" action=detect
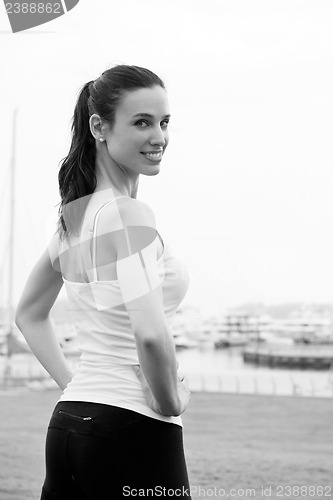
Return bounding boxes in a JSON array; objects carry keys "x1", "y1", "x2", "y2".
[{"x1": 7, "y1": 109, "x2": 17, "y2": 349}]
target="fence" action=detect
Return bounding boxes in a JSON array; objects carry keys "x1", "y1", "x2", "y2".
[
  {"x1": 1, "y1": 353, "x2": 333, "y2": 397},
  {"x1": 185, "y1": 371, "x2": 333, "y2": 398}
]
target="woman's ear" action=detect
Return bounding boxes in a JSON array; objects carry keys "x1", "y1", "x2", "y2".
[{"x1": 89, "y1": 114, "x2": 104, "y2": 141}]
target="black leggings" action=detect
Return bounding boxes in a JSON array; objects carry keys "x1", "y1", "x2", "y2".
[{"x1": 40, "y1": 401, "x2": 192, "y2": 499}]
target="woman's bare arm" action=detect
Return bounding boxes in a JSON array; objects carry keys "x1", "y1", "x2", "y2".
[
  {"x1": 103, "y1": 199, "x2": 190, "y2": 416},
  {"x1": 14, "y1": 239, "x2": 74, "y2": 389}
]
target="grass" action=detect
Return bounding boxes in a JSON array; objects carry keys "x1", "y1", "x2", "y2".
[{"x1": 0, "y1": 390, "x2": 332, "y2": 499}]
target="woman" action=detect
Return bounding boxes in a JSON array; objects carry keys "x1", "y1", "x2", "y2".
[{"x1": 15, "y1": 64, "x2": 192, "y2": 499}]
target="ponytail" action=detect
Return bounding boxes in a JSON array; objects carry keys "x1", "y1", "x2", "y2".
[{"x1": 56, "y1": 80, "x2": 97, "y2": 240}]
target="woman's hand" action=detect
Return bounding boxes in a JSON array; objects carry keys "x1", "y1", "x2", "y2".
[
  {"x1": 133, "y1": 362, "x2": 191, "y2": 416},
  {"x1": 176, "y1": 368, "x2": 191, "y2": 414}
]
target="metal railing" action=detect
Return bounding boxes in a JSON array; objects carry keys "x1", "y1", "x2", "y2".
[
  {"x1": 185, "y1": 372, "x2": 333, "y2": 398},
  {"x1": 1, "y1": 357, "x2": 333, "y2": 398}
]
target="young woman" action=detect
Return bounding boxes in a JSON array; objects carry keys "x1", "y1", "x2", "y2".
[{"x1": 15, "y1": 65, "x2": 192, "y2": 499}]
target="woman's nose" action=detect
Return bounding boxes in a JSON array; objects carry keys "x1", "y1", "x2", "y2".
[{"x1": 149, "y1": 126, "x2": 167, "y2": 146}]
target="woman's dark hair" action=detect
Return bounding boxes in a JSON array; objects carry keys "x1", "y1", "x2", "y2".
[{"x1": 56, "y1": 65, "x2": 165, "y2": 240}]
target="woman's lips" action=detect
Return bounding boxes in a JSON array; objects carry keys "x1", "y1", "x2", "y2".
[{"x1": 140, "y1": 151, "x2": 163, "y2": 161}]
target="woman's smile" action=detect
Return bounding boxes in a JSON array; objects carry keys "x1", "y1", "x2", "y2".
[{"x1": 140, "y1": 150, "x2": 164, "y2": 162}]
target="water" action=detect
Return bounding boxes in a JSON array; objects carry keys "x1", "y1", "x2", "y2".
[
  {"x1": 176, "y1": 344, "x2": 333, "y2": 397},
  {"x1": 1, "y1": 345, "x2": 332, "y2": 397}
]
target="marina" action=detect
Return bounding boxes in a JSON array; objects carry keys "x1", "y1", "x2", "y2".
[
  {"x1": 1, "y1": 300, "x2": 333, "y2": 399},
  {"x1": 1, "y1": 338, "x2": 332, "y2": 398},
  {"x1": 1, "y1": 302, "x2": 333, "y2": 398}
]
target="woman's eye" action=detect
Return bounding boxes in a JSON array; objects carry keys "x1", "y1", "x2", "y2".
[
  {"x1": 135, "y1": 119, "x2": 149, "y2": 127},
  {"x1": 135, "y1": 119, "x2": 170, "y2": 128}
]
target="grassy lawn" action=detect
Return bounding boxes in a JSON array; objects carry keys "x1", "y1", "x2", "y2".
[{"x1": 0, "y1": 390, "x2": 332, "y2": 499}]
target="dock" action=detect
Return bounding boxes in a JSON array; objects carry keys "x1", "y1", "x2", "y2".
[{"x1": 243, "y1": 344, "x2": 333, "y2": 369}]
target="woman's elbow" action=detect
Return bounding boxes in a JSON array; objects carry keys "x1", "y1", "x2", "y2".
[
  {"x1": 15, "y1": 310, "x2": 28, "y2": 329},
  {"x1": 134, "y1": 330, "x2": 170, "y2": 351},
  {"x1": 15, "y1": 307, "x2": 45, "y2": 327},
  {"x1": 14, "y1": 309, "x2": 23, "y2": 327}
]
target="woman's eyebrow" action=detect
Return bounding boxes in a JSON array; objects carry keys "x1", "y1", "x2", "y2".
[{"x1": 132, "y1": 112, "x2": 171, "y2": 119}]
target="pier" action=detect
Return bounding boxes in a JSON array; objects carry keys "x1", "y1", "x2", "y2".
[{"x1": 243, "y1": 345, "x2": 333, "y2": 369}]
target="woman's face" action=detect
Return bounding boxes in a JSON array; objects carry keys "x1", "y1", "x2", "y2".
[{"x1": 104, "y1": 85, "x2": 170, "y2": 175}]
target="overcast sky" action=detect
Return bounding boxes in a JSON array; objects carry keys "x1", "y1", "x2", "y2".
[{"x1": 0, "y1": 0, "x2": 333, "y2": 316}]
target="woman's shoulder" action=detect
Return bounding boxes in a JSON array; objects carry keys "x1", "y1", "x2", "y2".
[
  {"x1": 96, "y1": 197, "x2": 158, "y2": 257},
  {"x1": 99, "y1": 196, "x2": 157, "y2": 229}
]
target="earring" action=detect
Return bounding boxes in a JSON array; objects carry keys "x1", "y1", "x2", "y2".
[{"x1": 100, "y1": 138, "x2": 104, "y2": 142}]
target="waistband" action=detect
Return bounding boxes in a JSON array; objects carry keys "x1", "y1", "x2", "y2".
[{"x1": 50, "y1": 401, "x2": 182, "y2": 437}]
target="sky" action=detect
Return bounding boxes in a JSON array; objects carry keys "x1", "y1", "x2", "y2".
[{"x1": 0, "y1": 0, "x2": 333, "y2": 316}]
